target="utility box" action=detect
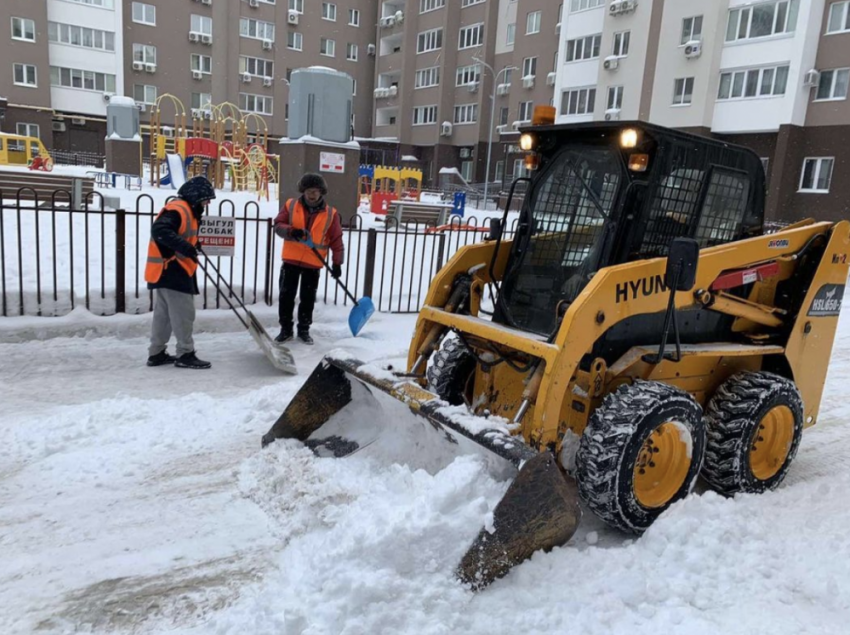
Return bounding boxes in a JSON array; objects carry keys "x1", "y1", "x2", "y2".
[
  {"x1": 288, "y1": 67, "x2": 353, "y2": 144},
  {"x1": 105, "y1": 96, "x2": 142, "y2": 177}
]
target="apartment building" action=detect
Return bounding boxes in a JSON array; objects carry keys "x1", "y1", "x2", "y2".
[
  {"x1": 370, "y1": 0, "x2": 561, "y2": 184},
  {"x1": 555, "y1": 0, "x2": 850, "y2": 223},
  {"x1": 2, "y1": 0, "x2": 378, "y2": 153}
]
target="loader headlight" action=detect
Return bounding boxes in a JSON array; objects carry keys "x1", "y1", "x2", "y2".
[
  {"x1": 520, "y1": 133, "x2": 536, "y2": 151},
  {"x1": 620, "y1": 128, "x2": 639, "y2": 149}
]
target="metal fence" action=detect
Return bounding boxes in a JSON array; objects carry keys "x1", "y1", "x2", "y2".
[
  {"x1": 0, "y1": 189, "x2": 515, "y2": 318},
  {"x1": 48, "y1": 150, "x2": 106, "y2": 169}
]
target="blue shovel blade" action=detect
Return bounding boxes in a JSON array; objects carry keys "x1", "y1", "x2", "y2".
[{"x1": 349, "y1": 297, "x2": 375, "y2": 337}]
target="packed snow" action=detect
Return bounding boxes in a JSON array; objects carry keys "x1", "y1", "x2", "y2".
[{"x1": 1, "y1": 291, "x2": 850, "y2": 634}]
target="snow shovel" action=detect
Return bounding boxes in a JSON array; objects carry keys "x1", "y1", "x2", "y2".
[
  {"x1": 196, "y1": 249, "x2": 297, "y2": 375},
  {"x1": 299, "y1": 236, "x2": 375, "y2": 337}
]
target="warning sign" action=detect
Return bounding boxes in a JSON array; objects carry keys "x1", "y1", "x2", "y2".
[
  {"x1": 199, "y1": 217, "x2": 236, "y2": 257},
  {"x1": 319, "y1": 152, "x2": 345, "y2": 174}
]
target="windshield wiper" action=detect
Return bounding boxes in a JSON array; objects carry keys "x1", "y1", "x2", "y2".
[{"x1": 561, "y1": 156, "x2": 609, "y2": 220}]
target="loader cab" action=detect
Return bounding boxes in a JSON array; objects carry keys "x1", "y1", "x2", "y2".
[{"x1": 494, "y1": 121, "x2": 766, "y2": 336}]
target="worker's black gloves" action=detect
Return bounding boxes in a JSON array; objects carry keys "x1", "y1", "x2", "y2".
[
  {"x1": 290, "y1": 228, "x2": 306, "y2": 241},
  {"x1": 331, "y1": 264, "x2": 342, "y2": 279}
]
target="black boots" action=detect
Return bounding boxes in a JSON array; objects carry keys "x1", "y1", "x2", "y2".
[
  {"x1": 175, "y1": 351, "x2": 212, "y2": 369},
  {"x1": 275, "y1": 327, "x2": 293, "y2": 343},
  {"x1": 147, "y1": 350, "x2": 177, "y2": 367},
  {"x1": 297, "y1": 330, "x2": 314, "y2": 345}
]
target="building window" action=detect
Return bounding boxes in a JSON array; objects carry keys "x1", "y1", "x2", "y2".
[
  {"x1": 527, "y1": 11, "x2": 542, "y2": 34},
  {"x1": 17, "y1": 123, "x2": 40, "y2": 138},
  {"x1": 681, "y1": 15, "x2": 703, "y2": 44},
  {"x1": 726, "y1": 1, "x2": 797, "y2": 42},
  {"x1": 191, "y1": 54, "x2": 212, "y2": 74},
  {"x1": 66, "y1": 0, "x2": 115, "y2": 6},
  {"x1": 132, "y1": 2, "x2": 155, "y2": 26},
  {"x1": 799, "y1": 157, "x2": 834, "y2": 192},
  {"x1": 349, "y1": 9, "x2": 360, "y2": 26},
  {"x1": 506, "y1": 23, "x2": 516, "y2": 46},
  {"x1": 240, "y1": 55, "x2": 274, "y2": 77},
  {"x1": 815, "y1": 68, "x2": 850, "y2": 100},
  {"x1": 240, "y1": 93, "x2": 273, "y2": 115},
  {"x1": 420, "y1": 0, "x2": 446, "y2": 13},
  {"x1": 673, "y1": 77, "x2": 694, "y2": 105},
  {"x1": 415, "y1": 66, "x2": 440, "y2": 88},
  {"x1": 827, "y1": 1, "x2": 850, "y2": 33},
  {"x1": 191, "y1": 92, "x2": 212, "y2": 110},
  {"x1": 50, "y1": 66, "x2": 116, "y2": 92},
  {"x1": 289, "y1": 0, "x2": 304, "y2": 13},
  {"x1": 607, "y1": 85, "x2": 623, "y2": 110},
  {"x1": 240, "y1": 18, "x2": 275, "y2": 41},
  {"x1": 459, "y1": 24, "x2": 484, "y2": 49},
  {"x1": 346, "y1": 43, "x2": 358, "y2": 61},
  {"x1": 13, "y1": 63, "x2": 37, "y2": 87},
  {"x1": 495, "y1": 160, "x2": 505, "y2": 183},
  {"x1": 463, "y1": 0, "x2": 486, "y2": 6},
  {"x1": 566, "y1": 34, "x2": 602, "y2": 62},
  {"x1": 518, "y1": 100, "x2": 534, "y2": 121},
  {"x1": 412, "y1": 105, "x2": 438, "y2": 125},
  {"x1": 569, "y1": 0, "x2": 604, "y2": 12},
  {"x1": 133, "y1": 84, "x2": 157, "y2": 104},
  {"x1": 352, "y1": 79, "x2": 357, "y2": 95},
  {"x1": 48, "y1": 23, "x2": 115, "y2": 51},
  {"x1": 417, "y1": 28, "x2": 443, "y2": 53},
  {"x1": 456, "y1": 64, "x2": 481, "y2": 86},
  {"x1": 287, "y1": 31, "x2": 303, "y2": 50},
  {"x1": 461, "y1": 161, "x2": 474, "y2": 182},
  {"x1": 612, "y1": 31, "x2": 630, "y2": 56},
  {"x1": 513, "y1": 158, "x2": 529, "y2": 179},
  {"x1": 454, "y1": 103, "x2": 478, "y2": 124},
  {"x1": 11, "y1": 17, "x2": 36, "y2": 42},
  {"x1": 191, "y1": 15, "x2": 213, "y2": 35},
  {"x1": 560, "y1": 87, "x2": 596, "y2": 115},
  {"x1": 717, "y1": 65, "x2": 789, "y2": 100},
  {"x1": 132, "y1": 44, "x2": 157, "y2": 64},
  {"x1": 320, "y1": 38, "x2": 335, "y2": 57},
  {"x1": 522, "y1": 57, "x2": 537, "y2": 77},
  {"x1": 322, "y1": 3, "x2": 337, "y2": 21},
  {"x1": 498, "y1": 106, "x2": 509, "y2": 126},
  {"x1": 760, "y1": 157, "x2": 770, "y2": 175}
]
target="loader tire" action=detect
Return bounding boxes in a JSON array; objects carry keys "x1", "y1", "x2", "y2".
[
  {"x1": 702, "y1": 371, "x2": 803, "y2": 496},
  {"x1": 575, "y1": 381, "x2": 706, "y2": 534},
  {"x1": 427, "y1": 336, "x2": 476, "y2": 406}
]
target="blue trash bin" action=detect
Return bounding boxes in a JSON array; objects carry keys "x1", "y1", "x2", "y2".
[{"x1": 452, "y1": 191, "x2": 466, "y2": 218}]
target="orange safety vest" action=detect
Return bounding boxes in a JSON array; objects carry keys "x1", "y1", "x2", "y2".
[
  {"x1": 144, "y1": 200, "x2": 199, "y2": 284},
  {"x1": 281, "y1": 198, "x2": 338, "y2": 268}
]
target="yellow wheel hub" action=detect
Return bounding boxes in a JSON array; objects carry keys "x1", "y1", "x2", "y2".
[
  {"x1": 634, "y1": 422, "x2": 692, "y2": 509},
  {"x1": 750, "y1": 405, "x2": 794, "y2": 481}
]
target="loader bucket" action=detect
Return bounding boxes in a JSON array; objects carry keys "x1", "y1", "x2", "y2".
[{"x1": 262, "y1": 354, "x2": 582, "y2": 588}]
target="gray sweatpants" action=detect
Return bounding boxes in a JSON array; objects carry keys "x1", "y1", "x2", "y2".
[{"x1": 148, "y1": 288, "x2": 196, "y2": 357}]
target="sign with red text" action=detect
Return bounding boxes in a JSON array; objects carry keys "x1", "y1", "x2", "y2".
[
  {"x1": 319, "y1": 152, "x2": 345, "y2": 173},
  {"x1": 199, "y1": 217, "x2": 236, "y2": 257}
]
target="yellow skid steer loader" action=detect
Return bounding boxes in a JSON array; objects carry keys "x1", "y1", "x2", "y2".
[{"x1": 262, "y1": 114, "x2": 849, "y2": 589}]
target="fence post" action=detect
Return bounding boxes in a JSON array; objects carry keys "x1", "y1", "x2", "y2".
[
  {"x1": 435, "y1": 233, "x2": 447, "y2": 271},
  {"x1": 115, "y1": 208, "x2": 126, "y2": 313},
  {"x1": 363, "y1": 228, "x2": 378, "y2": 299},
  {"x1": 264, "y1": 219, "x2": 274, "y2": 306}
]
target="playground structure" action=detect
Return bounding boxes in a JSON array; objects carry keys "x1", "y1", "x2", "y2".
[
  {"x1": 147, "y1": 94, "x2": 279, "y2": 200},
  {"x1": 0, "y1": 132, "x2": 53, "y2": 172},
  {"x1": 359, "y1": 164, "x2": 423, "y2": 215}
]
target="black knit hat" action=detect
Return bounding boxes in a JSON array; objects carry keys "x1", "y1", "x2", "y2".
[
  {"x1": 178, "y1": 176, "x2": 217, "y2": 207},
  {"x1": 298, "y1": 173, "x2": 328, "y2": 195}
]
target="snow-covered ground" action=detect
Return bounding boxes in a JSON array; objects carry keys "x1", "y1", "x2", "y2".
[{"x1": 2, "y1": 292, "x2": 850, "y2": 634}]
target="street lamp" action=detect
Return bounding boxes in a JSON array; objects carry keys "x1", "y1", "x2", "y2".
[{"x1": 473, "y1": 57, "x2": 517, "y2": 212}]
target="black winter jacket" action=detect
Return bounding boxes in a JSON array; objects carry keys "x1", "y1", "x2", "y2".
[{"x1": 146, "y1": 207, "x2": 201, "y2": 295}]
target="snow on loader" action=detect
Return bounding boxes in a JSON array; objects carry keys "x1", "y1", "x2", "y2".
[{"x1": 262, "y1": 114, "x2": 850, "y2": 589}]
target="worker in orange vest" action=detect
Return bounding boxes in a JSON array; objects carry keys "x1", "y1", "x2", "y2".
[
  {"x1": 273, "y1": 173, "x2": 345, "y2": 345},
  {"x1": 144, "y1": 176, "x2": 216, "y2": 369}
]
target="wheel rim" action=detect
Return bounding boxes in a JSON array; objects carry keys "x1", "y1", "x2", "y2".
[
  {"x1": 633, "y1": 421, "x2": 692, "y2": 509},
  {"x1": 749, "y1": 405, "x2": 794, "y2": 481}
]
